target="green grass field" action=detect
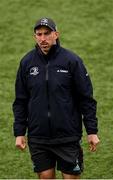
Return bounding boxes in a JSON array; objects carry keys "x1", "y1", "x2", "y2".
[{"x1": 0, "y1": 0, "x2": 113, "y2": 178}]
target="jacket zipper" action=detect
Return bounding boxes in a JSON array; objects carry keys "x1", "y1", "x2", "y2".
[{"x1": 45, "y1": 63, "x2": 52, "y2": 135}]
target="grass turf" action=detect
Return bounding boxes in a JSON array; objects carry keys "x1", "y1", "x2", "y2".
[{"x1": 0, "y1": 0, "x2": 113, "y2": 178}]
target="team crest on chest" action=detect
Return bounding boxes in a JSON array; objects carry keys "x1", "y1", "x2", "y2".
[{"x1": 30, "y1": 67, "x2": 39, "y2": 76}]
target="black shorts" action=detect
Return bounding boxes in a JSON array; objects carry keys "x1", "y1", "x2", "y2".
[{"x1": 28, "y1": 140, "x2": 84, "y2": 175}]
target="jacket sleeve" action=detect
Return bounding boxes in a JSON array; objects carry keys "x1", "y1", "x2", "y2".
[
  {"x1": 13, "y1": 62, "x2": 29, "y2": 137},
  {"x1": 73, "y1": 57, "x2": 98, "y2": 135}
]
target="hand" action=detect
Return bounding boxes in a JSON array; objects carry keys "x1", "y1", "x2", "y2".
[
  {"x1": 15, "y1": 136, "x2": 27, "y2": 150},
  {"x1": 87, "y1": 134, "x2": 100, "y2": 152}
]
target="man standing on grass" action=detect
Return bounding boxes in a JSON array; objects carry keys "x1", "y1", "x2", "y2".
[{"x1": 13, "y1": 17, "x2": 100, "y2": 179}]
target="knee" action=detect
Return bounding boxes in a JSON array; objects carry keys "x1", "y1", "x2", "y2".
[{"x1": 38, "y1": 168, "x2": 55, "y2": 179}]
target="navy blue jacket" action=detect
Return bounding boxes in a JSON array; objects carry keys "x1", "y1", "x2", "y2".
[{"x1": 13, "y1": 43, "x2": 98, "y2": 144}]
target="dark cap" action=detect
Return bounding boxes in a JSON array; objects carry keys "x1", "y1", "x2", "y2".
[{"x1": 34, "y1": 17, "x2": 57, "y2": 32}]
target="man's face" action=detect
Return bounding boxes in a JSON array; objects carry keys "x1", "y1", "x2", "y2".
[{"x1": 34, "y1": 26, "x2": 59, "y2": 54}]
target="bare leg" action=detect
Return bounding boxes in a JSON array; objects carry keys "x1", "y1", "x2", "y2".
[
  {"x1": 37, "y1": 168, "x2": 56, "y2": 179},
  {"x1": 62, "y1": 172, "x2": 80, "y2": 179}
]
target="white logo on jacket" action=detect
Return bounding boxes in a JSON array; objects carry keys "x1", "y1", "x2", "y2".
[
  {"x1": 30, "y1": 67, "x2": 39, "y2": 76},
  {"x1": 57, "y1": 69, "x2": 68, "y2": 73}
]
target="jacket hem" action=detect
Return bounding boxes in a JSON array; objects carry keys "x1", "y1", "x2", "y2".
[{"x1": 28, "y1": 135, "x2": 81, "y2": 144}]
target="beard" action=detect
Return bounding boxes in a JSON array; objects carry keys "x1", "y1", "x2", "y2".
[{"x1": 39, "y1": 42, "x2": 51, "y2": 54}]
